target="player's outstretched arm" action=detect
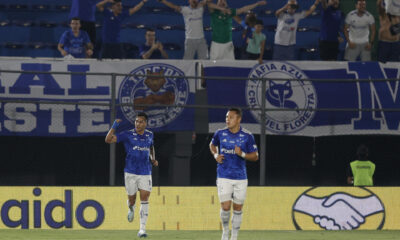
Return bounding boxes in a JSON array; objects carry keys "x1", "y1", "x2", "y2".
[
  {"x1": 105, "y1": 119, "x2": 121, "y2": 144},
  {"x1": 237, "y1": 1, "x2": 266, "y2": 15},
  {"x1": 198, "y1": 0, "x2": 211, "y2": 8},
  {"x1": 158, "y1": 0, "x2": 181, "y2": 12},
  {"x1": 304, "y1": 0, "x2": 320, "y2": 18},
  {"x1": 207, "y1": 2, "x2": 231, "y2": 14},
  {"x1": 320, "y1": 0, "x2": 328, "y2": 9},
  {"x1": 129, "y1": 0, "x2": 147, "y2": 15},
  {"x1": 275, "y1": 2, "x2": 289, "y2": 17},
  {"x1": 97, "y1": 0, "x2": 113, "y2": 12}
]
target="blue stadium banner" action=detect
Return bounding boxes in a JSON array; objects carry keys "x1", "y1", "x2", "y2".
[
  {"x1": 0, "y1": 59, "x2": 196, "y2": 136},
  {"x1": 204, "y1": 61, "x2": 400, "y2": 136}
]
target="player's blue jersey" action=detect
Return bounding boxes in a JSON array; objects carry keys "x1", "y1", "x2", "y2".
[
  {"x1": 211, "y1": 127, "x2": 258, "y2": 180},
  {"x1": 117, "y1": 128, "x2": 153, "y2": 175}
]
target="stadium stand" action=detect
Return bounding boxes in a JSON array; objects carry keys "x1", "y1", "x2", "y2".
[{"x1": 0, "y1": 0, "x2": 325, "y2": 60}]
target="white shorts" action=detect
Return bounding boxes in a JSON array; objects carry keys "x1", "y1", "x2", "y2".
[
  {"x1": 217, "y1": 178, "x2": 248, "y2": 205},
  {"x1": 124, "y1": 172, "x2": 152, "y2": 196},
  {"x1": 210, "y1": 41, "x2": 235, "y2": 60}
]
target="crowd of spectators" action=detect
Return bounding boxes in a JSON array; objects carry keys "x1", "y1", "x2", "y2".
[{"x1": 56, "y1": 0, "x2": 400, "y2": 62}]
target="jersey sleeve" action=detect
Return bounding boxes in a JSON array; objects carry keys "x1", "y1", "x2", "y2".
[
  {"x1": 59, "y1": 31, "x2": 68, "y2": 45},
  {"x1": 368, "y1": 14, "x2": 375, "y2": 25},
  {"x1": 181, "y1": 6, "x2": 188, "y2": 15},
  {"x1": 211, "y1": 130, "x2": 220, "y2": 147},
  {"x1": 82, "y1": 31, "x2": 91, "y2": 44},
  {"x1": 345, "y1": 12, "x2": 351, "y2": 25},
  {"x1": 116, "y1": 131, "x2": 128, "y2": 143},
  {"x1": 298, "y1": 11, "x2": 306, "y2": 20},
  {"x1": 139, "y1": 44, "x2": 149, "y2": 58},
  {"x1": 245, "y1": 134, "x2": 258, "y2": 153},
  {"x1": 261, "y1": 33, "x2": 266, "y2": 41},
  {"x1": 231, "y1": 8, "x2": 237, "y2": 17}
]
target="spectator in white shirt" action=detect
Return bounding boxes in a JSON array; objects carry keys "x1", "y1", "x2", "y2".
[
  {"x1": 158, "y1": 0, "x2": 210, "y2": 59},
  {"x1": 343, "y1": 0, "x2": 376, "y2": 61},
  {"x1": 273, "y1": 0, "x2": 320, "y2": 60}
]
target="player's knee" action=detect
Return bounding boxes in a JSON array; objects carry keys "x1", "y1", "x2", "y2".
[
  {"x1": 139, "y1": 191, "x2": 150, "y2": 201},
  {"x1": 221, "y1": 201, "x2": 231, "y2": 211},
  {"x1": 128, "y1": 195, "x2": 136, "y2": 205},
  {"x1": 232, "y1": 203, "x2": 243, "y2": 211}
]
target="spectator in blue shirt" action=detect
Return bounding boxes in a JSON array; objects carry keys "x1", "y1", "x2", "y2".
[
  {"x1": 319, "y1": 0, "x2": 343, "y2": 60},
  {"x1": 140, "y1": 29, "x2": 169, "y2": 59},
  {"x1": 97, "y1": 0, "x2": 148, "y2": 59},
  {"x1": 58, "y1": 17, "x2": 93, "y2": 58},
  {"x1": 69, "y1": 0, "x2": 100, "y2": 49}
]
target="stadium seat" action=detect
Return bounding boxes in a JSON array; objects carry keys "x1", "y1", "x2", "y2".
[
  {"x1": 12, "y1": 19, "x2": 35, "y2": 27},
  {"x1": 32, "y1": 4, "x2": 51, "y2": 11},
  {"x1": 0, "y1": 20, "x2": 10, "y2": 27},
  {"x1": 8, "y1": 4, "x2": 29, "y2": 10},
  {"x1": 120, "y1": 28, "x2": 146, "y2": 45},
  {"x1": 299, "y1": 47, "x2": 320, "y2": 60},
  {"x1": 163, "y1": 43, "x2": 181, "y2": 51},
  {"x1": 2, "y1": 42, "x2": 27, "y2": 57},
  {"x1": 122, "y1": 43, "x2": 139, "y2": 59},
  {"x1": 55, "y1": 4, "x2": 70, "y2": 12},
  {"x1": 165, "y1": 49, "x2": 183, "y2": 59}
]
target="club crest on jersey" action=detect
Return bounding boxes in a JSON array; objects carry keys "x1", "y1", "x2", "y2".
[
  {"x1": 118, "y1": 63, "x2": 189, "y2": 129},
  {"x1": 246, "y1": 62, "x2": 317, "y2": 134}
]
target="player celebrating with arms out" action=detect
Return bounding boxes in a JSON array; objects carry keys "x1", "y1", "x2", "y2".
[
  {"x1": 209, "y1": 108, "x2": 259, "y2": 240},
  {"x1": 105, "y1": 112, "x2": 158, "y2": 238}
]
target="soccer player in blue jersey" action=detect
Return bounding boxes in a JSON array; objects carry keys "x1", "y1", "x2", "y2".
[
  {"x1": 105, "y1": 112, "x2": 158, "y2": 238},
  {"x1": 58, "y1": 17, "x2": 93, "y2": 58},
  {"x1": 209, "y1": 108, "x2": 259, "y2": 240}
]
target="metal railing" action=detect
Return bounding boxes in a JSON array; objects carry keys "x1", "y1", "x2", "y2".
[{"x1": 1, "y1": 67, "x2": 400, "y2": 186}]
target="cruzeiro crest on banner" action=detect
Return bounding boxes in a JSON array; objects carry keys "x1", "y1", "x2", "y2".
[
  {"x1": 246, "y1": 62, "x2": 317, "y2": 134},
  {"x1": 118, "y1": 63, "x2": 189, "y2": 128}
]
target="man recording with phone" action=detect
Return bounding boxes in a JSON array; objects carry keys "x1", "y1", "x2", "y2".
[{"x1": 273, "y1": 0, "x2": 320, "y2": 60}]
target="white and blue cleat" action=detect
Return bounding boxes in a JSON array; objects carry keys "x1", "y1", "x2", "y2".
[
  {"x1": 127, "y1": 209, "x2": 134, "y2": 222},
  {"x1": 127, "y1": 200, "x2": 134, "y2": 222},
  {"x1": 221, "y1": 230, "x2": 229, "y2": 240},
  {"x1": 137, "y1": 230, "x2": 147, "y2": 238}
]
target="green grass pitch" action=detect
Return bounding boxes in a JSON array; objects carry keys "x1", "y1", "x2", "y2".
[{"x1": 1, "y1": 230, "x2": 400, "y2": 240}]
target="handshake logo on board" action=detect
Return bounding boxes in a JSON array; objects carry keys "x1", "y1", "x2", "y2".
[{"x1": 292, "y1": 187, "x2": 385, "y2": 230}]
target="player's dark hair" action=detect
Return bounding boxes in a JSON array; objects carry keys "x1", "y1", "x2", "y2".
[
  {"x1": 146, "y1": 28, "x2": 156, "y2": 33},
  {"x1": 228, "y1": 108, "x2": 242, "y2": 118},
  {"x1": 71, "y1": 17, "x2": 80, "y2": 22},
  {"x1": 357, "y1": 144, "x2": 369, "y2": 160},
  {"x1": 245, "y1": 12, "x2": 257, "y2": 26},
  {"x1": 137, "y1": 112, "x2": 148, "y2": 121},
  {"x1": 255, "y1": 19, "x2": 264, "y2": 26},
  {"x1": 111, "y1": 0, "x2": 122, "y2": 6}
]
